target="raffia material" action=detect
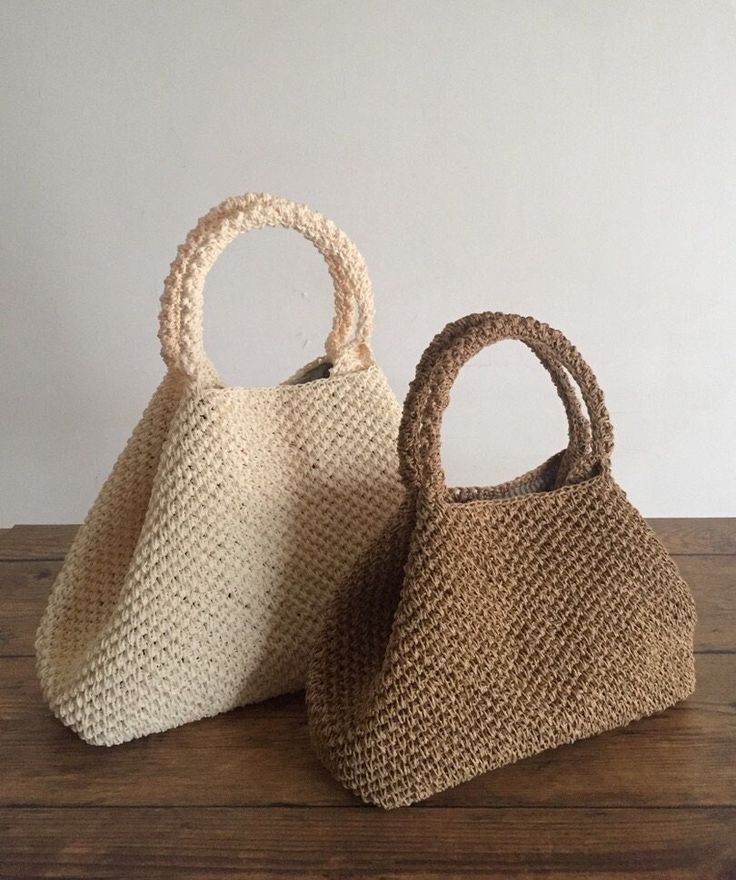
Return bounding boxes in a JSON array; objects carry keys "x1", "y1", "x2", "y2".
[
  {"x1": 306, "y1": 312, "x2": 697, "y2": 809},
  {"x1": 36, "y1": 193, "x2": 403, "y2": 746}
]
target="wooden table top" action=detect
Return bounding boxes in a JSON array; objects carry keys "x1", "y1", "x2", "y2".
[{"x1": 1, "y1": 520, "x2": 734, "y2": 880}]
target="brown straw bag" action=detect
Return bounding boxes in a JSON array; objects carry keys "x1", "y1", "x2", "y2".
[{"x1": 307, "y1": 312, "x2": 697, "y2": 809}]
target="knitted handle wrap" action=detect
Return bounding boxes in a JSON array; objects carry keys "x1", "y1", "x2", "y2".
[
  {"x1": 398, "y1": 312, "x2": 614, "y2": 500},
  {"x1": 158, "y1": 193, "x2": 374, "y2": 383}
]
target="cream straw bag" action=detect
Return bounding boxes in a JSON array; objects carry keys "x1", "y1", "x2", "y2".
[{"x1": 36, "y1": 193, "x2": 404, "y2": 746}]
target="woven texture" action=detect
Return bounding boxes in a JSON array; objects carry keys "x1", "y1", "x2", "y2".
[
  {"x1": 307, "y1": 312, "x2": 697, "y2": 809},
  {"x1": 36, "y1": 193, "x2": 403, "y2": 746}
]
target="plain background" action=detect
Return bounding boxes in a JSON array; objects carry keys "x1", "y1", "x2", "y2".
[{"x1": 1, "y1": 0, "x2": 735, "y2": 526}]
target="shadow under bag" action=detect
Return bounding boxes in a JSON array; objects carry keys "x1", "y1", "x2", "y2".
[
  {"x1": 36, "y1": 193, "x2": 404, "y2": 746},
  {"x1": 307, "y1": 311, "x2": 696, "y2": 809}
]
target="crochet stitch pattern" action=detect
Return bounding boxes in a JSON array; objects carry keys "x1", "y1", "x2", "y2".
[
  {"x1": 307, "y1": 312, "x2": 697, "y2": 809},
  {"x1": 36, "y1": 194, "x2": 404, "y2": 746}
]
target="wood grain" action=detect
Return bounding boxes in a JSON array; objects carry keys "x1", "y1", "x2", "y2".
[
  {"x1": 2, "y1": 519, "x2": 734, "y2": 560},
  {"x1": 0, "y1": 561, "x2": 58, "y2": 655},
  {"x1": 1, "y1": 654, "x2": 733, "y2": 809},
  {"x1": 0, "y1": 521, "x2": 733, "y2": 879},
  {"x1": 1, "y1": 556, "x2": 733, "y2": 658},
  {"x1": 650, "y1": 518, "x2": 736, "y2": 555},
  {"x1": 0, "y1": 562, "x2": 58, "y2": 655},
  {"x1": 1, "y1": 806, "x2": 734, "y2": 880},
  {"x1": 0, "y1": 525, "x2": 78, "y2": 561}
]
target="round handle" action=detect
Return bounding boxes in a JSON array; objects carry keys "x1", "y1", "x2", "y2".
[
  {"x1": 158, "y1": 193, "x2": 375, "y2": 383},
  {"x1": 529, "y1": 343, "x2": 594, "y2": 485},
  {"x1": 398, "y1": 312, "x2": 613, "y2": 501}
]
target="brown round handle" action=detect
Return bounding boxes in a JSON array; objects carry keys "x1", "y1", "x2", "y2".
[
  {"x1": 158, "y1": 193, "x2": 375, "y2": 384},
  {"x1": 517, "y1": 339, "x2": 593, "y2": 483},
  {"x1": 398, "y1": 312, "x2": 613, "y2": 500}
]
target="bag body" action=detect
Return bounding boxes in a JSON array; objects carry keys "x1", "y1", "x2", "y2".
[
  {"x1": 36, "y1": 194, "x2": 403, "y2": 746},
  {"x1": 307, "y1": 312, "x2": 696, "y2": 809}
]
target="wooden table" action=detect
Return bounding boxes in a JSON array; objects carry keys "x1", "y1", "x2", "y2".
[{"x1": 1, "y1": 521, "x2": 734, "y2": 879}]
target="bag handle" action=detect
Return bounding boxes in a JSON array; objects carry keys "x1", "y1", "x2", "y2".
[
  {"x1": 525, "y1": 341, "x2": 594, "y2": 485},
  {"x1": 158, "y1": 193, "x2": 375, "y2": 384},
  {"x1": 398, "y1": 312, "x2": 613, "y2": 501}
]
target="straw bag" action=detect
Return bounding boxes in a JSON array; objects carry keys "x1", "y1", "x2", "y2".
[
  {"x1": 307, "y1": 311, "x2": 696, "y2": 808},
  {"x1": 36, "y1": 193, "x2": 404, "y2": 746}
]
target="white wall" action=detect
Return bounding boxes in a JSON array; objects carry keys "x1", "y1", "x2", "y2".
[{"x1": 1, "y1": 0, "x2": 735, "y2": 525}]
